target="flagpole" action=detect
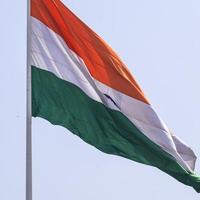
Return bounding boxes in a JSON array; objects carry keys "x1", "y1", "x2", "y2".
[{"x1": 26, "y1": 0, "x2": 32, "y2": 199}]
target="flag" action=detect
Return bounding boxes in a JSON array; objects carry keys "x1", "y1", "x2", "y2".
[{"x1": 31, "y1": 0, "x2": 200, "y2": 192}]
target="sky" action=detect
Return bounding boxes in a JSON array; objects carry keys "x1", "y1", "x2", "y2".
[{"x1": 0, "y1": 0, "x2": 200, "y2": 199}]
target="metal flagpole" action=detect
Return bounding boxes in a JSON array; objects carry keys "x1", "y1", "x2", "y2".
[{"x1": 26, "y1": 0, "x2": 32, "y2": 199}]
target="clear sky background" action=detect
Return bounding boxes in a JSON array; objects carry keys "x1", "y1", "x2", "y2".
[{"x1": 0, "y1": 0, "x2": 200, "y2": 199}]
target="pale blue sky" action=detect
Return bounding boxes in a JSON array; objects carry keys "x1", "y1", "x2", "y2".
[{"x1": 0, "y1": 0, "x2": 200, "y2": 199}]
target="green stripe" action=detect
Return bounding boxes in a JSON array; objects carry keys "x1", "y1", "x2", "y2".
[{"x1": 32, "y1": 65, "x2": 200, "y2": 192}]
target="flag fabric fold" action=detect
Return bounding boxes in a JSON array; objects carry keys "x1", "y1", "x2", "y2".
[{"x1": 31, "y1": 0, "x2": 200, "y2": 192}]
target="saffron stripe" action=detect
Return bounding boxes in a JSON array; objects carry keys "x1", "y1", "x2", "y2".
[{"x1": 31, "y1": 0, "x2": 148, "y2": 104}]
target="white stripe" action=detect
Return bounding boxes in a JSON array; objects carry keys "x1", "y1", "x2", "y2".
[
  {"x1": 31, "y1": 17, "x2": 196, "y2": 172},
  {"x1": 95, "y1": 80, "x2": 196, "y2": 171}
]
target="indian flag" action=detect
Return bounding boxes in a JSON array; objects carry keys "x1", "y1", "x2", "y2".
[{"x1": 31, "y1": 0, "x2": 200, "y2": 192}]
